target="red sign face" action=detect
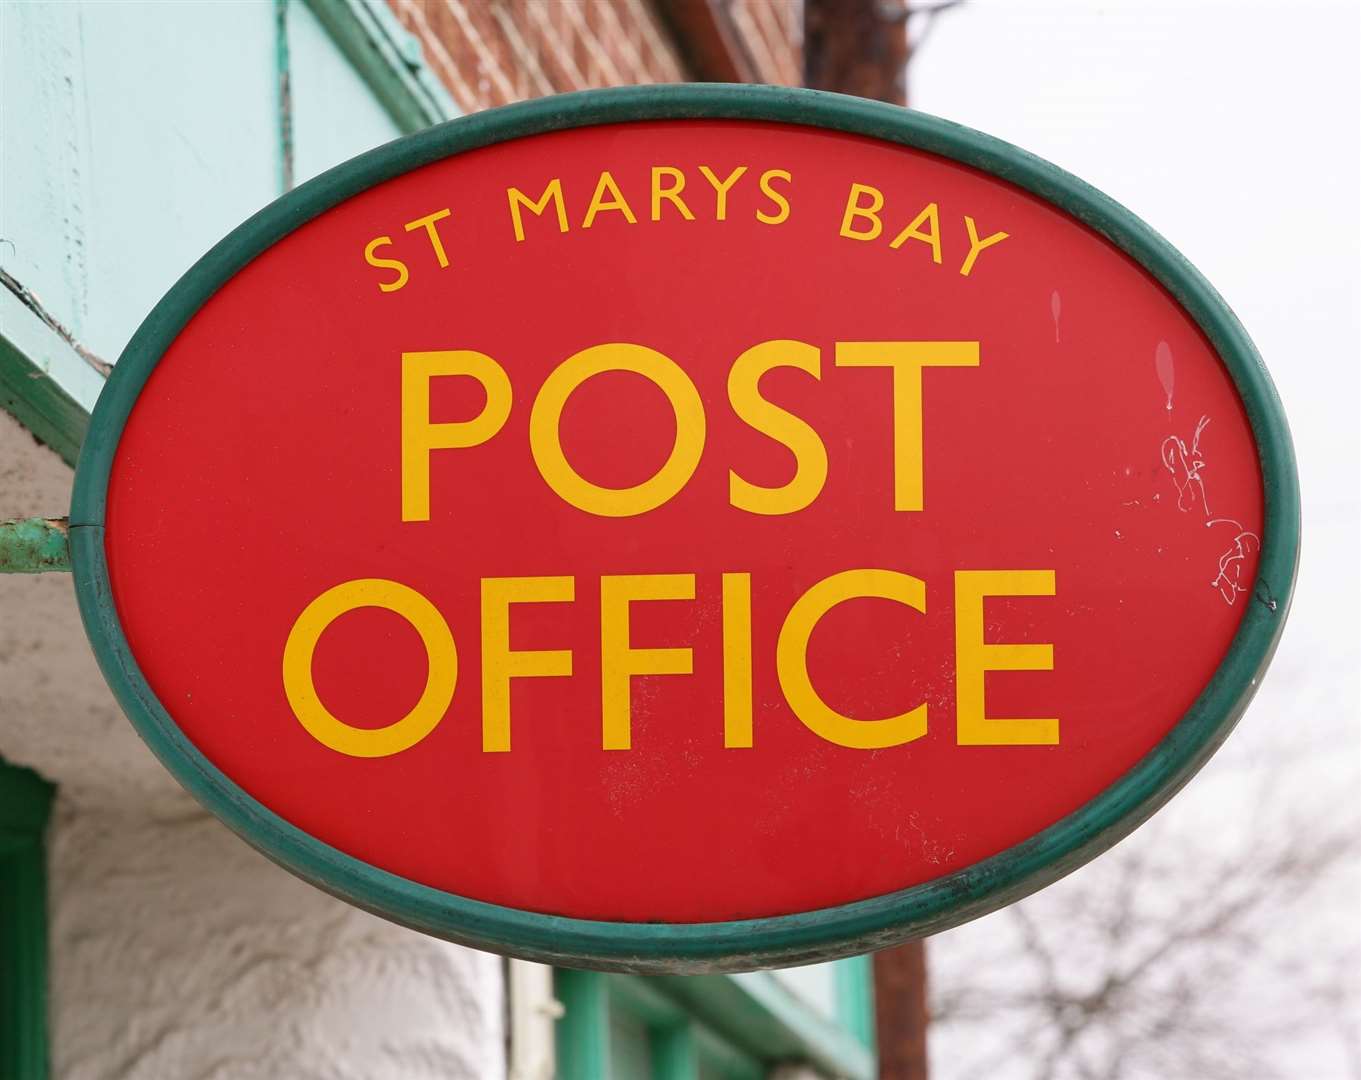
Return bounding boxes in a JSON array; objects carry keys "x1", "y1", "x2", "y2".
[{"x1": 73, "y1": 89, "x2": 1295, "y2": 970}]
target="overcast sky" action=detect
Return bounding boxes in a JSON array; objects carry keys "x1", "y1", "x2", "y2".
[{"x1": 910, "y1": 2, "x2": 1360, "y2": 1074}]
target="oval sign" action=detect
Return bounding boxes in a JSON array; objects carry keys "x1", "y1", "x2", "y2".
[{"x1": 71, "y1": 86, "x2": 1298, "y2": 972}]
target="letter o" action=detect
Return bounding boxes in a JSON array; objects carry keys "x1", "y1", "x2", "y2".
[
  {"x1": 776, "y1": 569, "x2": 928, "y2": 749},
  {"x1": 282, "y1": 578, "x2": 457, "y2": 757},
  {"x1": 529, "y1": 343, "x2": 706, "y2": 516}
]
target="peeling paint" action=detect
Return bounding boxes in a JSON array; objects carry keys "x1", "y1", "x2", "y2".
[
  {"x1": 0, "y1": 267, "x2": 111, "y2": 377},
  {"x1": 276, "y1": 0, "x2": 296, "y2": 193},
  {"x1": 0, "y1": 516, "x2": 72, "y2": 573}
]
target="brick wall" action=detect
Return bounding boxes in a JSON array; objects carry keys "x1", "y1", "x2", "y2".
[
  {"x1": 387, "y1": 0, "x2": 802, "y2": 113},
  {"x1": 725, "y1": 0, "x2": 802, "y2": 87}
]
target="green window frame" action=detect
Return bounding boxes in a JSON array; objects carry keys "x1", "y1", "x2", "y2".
[
  {"x1": 0, "y1": 760, "x2": 55, "y2": 1080},
  {"x1": 556, "y1": 958, "x2": 876, "y2": 1080}
]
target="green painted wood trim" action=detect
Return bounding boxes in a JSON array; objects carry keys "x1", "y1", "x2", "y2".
[
  {"x1": 67, "y1": 84, "x2": 1301, "y2": 975},
  {"x1": 691, "y1": 1031, "x2": 763, "y2": 1080},
  {"x1": 634, "y1": 973, "x2": 789, "y2": 1077},
  {"x1": 652, "y1": 1023, "x2": 699, "y2": 1080},
  {"x1": 556, "y1": 969, "x2": 614, "y2": 1080},
  {"x1": 0, "y1": 761, "x2": 55, "y2": 837},
  {"x1": 304, "y1": 0, "x2": 459, "y2": 133},
  {"x1": 571, "y1": 974, "x2": 765, "y2": 1080},
  {"x1": 608, "y1": 974, "x2": 690, "y2": 1028},
  {"x1": 653, "y1": 972, "x2": 876, "y2": 1080},
  {"x1": 0, "y1": 519, "x2": 71, "y2": 575},
  {"x1": 0, "y1": 848, "x2": 49, "y2": 1080},
  {"x1": 834, "y1": 955, "x2": 877, "y2": 1049},
  {"x1": 0, "y1": 761, "x2": 55, "y2": 1080},
  {"x1": 0, "y1": 324, "x2": 89, "y2": 468}
]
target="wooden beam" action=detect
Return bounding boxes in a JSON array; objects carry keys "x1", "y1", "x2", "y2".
[{"x1": 874, "y1": 941, "x2": 930, "y2": 1080}]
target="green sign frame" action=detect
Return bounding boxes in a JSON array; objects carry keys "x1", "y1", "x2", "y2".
[{"x1": 69, "y1": 84, "x2": 1299, "y2": 973}]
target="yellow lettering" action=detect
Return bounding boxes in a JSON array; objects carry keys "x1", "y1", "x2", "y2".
[
  {"x1": 480, "y1": 576, "x2": 574, "y2": 752},
  {"x1": 776, "y1": 569, "x2": 927, "y2": 749},
  {"x1": 401, "y1": 350, "x2": 513, "y2": 522},
  {"x1": 697, "y1": 165, "x2": 748, "y2": 220},
  {"x1": 839, "y1": 182, "x2": 884, "y2": 241},
  {"x1": 651, "y1": 166, "x2": 696, "y2": 222},
  {"x1": 508, "y1": 179, "x2": 569, "y2": 242},
  {"x1": 756, "y1": 169, "x2": 792, "y2": 225},
  {"x1": 363, "y1": 236, "x2": 409, "y2": 293},
  {"x1": 403, "y1": 208, "x2": 453, "y2": 268},
  {"x1": 728, "y1": 340, "x2": 827, "y2": 515},
  {"x1": 600, "y1": 574, "x2": 695, "y2": 750},
  {"x1": 582, "y1": 170, "x2": 638, "y2": 228},
  {"x1": 960, "y1": 216, "x2": 1009, "y2": 276},
  {"x1": 723, "y1": 572, "x2": 753, "y2": 748},
  {"x1": 282, "y1": 579, "x2": 456, "y2": 757},
  {"x1": 834, "y1": 341, "x2": 980, "y2": 511},
  {"x1": 529, "y1": 343, "x2": 705, "y2": 517},
  {"x1": 954, "y1": 570, "x2": 1058, "y2": 744},
  {"x1": 889, "y1": 202, "x2": 942, "y2": 264}
]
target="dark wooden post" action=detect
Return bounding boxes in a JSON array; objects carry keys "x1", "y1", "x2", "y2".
[
  {"x1": 874, "y1": 941, "x2": 930, "y2": 1080},
  {"x1": 803, "y1": 0, "x2": 910, "y2": 106}
]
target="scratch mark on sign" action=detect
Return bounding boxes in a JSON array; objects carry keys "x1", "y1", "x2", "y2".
[
  {"x1": 1050, "y1": 290, "x2": 1061, "y2": 342},
  {"x1": 901, "y1": 811, "x2": 957, "y2": 866},
  {"x1": 1159, "y1": 415, "x2": 1262, "y2": 606},
  {"x1": 1161, "y1": 414, "x2": 1211, "y2": 514},
  {"x1": 1206, "y1": 518, "x2": 1261, "y2": 606}
]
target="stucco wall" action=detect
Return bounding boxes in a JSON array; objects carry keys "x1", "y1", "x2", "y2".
[
  {"x1": 47, "y1": 799, "x2": 504, "y2": 1080},
  {"x1": 0, "y1": 411, "x2": 507, "y2": 1079}
]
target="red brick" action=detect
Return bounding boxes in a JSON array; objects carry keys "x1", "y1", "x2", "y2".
[{"x1": 386, "y1": 0, "x2": 800, "y2": 113}]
